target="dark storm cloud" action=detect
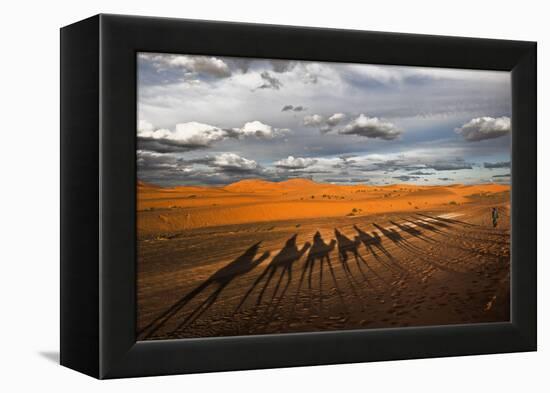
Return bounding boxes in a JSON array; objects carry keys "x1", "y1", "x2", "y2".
[
  {"x1": 257, "y1": 71, "x2": 283, "y2": 90},
  {"x1": 484, "y1": 161, "x2": 510, "y2": 169},
  {"x1": 137, "y1": 150, "x2": 273, "y2": 186},
  {"x1": 137, "y1": 138, "x2": 210, "y2": 153},
  {"x1": 428, "y1": 162, "x2": 473, "y2": 171},
  {"x1": 438, "y1": 177, "x2": 453, "y2": 181},
  {"x1": 492, "y1": 173, "x2": 511, "y2": 178},
  {"x1": 392, "y1": 175, "x2": 419, "y2": 182},
  {"x1": 332, "y1": 154, "x2": 358, "y2": 169},
  {"x1": 281, "y1": 105, "x2": 306, "y2": 112},
  {"x1": 355, "y1": 160, "x2": 427, "y2": 173},
  {"x1": 137, "y1": 150, "x2": 179, "y2": 171},
  {"x1": 455, "y1": 116, "x2": 511, "y2": 142},
  {"x1": 409, "y1": 171, "x2": 435, "y2": 175}
]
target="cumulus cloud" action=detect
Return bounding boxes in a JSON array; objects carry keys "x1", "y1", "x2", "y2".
[
  {"x1": 275, "y1": 156, "x2": 318, "y2": 169},
  {"x1": 230, "y1": 120, "x2": 287, "y2": 139},
  {"x1": 339, "y1": 114, "x2": 401, "y2": 140},
  {"x1": 138, "y1": 119, "x2": 286, "y2": 152},
  {"x1": 455, "y1": 116, "x2": 511, "y2": 142},
  {"x1": 484, "y1": 161, "x2": 510, "y2": 169},
  {"x1": 138, "y1": 53, "x2": 511, "y2": 186},
  {"x1": 140, "y1": 53, "x2": 231, "y2": 77},
  {"x1": 303, "y1": 113, "x2": 346, "y2": 131},
  {"x1": 257, "y1": 71, "x2": 283, "y2": 90},
  {"x1": 303, "y1": 114, "x2": 325, "y2": 127},
  {"x1": 326, "y1": 113, "x2": 346, "y2": 126},
  {"x1": 213, "y1": 153, "x2": 259, "y2": 172},
  {"x1": 138, "y1": 121, "x2": 227, "y2": 152}
]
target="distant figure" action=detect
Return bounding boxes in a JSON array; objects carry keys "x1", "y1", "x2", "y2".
[{"x1": 492, "y1": 207, "x2": 499, "y2": 228}]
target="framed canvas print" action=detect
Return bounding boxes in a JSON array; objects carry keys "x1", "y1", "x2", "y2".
[{"x1": 60, "y1": 14, "x2": 537, "y2": 379}]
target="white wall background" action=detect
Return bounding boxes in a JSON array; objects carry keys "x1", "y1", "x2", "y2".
[{"x1": 0, "y1": 0, "x2": 546, "y2": 390}]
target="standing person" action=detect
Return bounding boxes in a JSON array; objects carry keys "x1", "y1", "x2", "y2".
[{"x1": 492, "y1": 207, "x2": 499, "y2": 228}]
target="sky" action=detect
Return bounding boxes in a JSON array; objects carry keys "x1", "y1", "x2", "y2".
[{"x1": 137, "y1": 52, "x2": 512, "y2": 187}]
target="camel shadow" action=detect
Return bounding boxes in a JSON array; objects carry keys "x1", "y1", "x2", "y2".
[
  {"x1": 408, "y1": 217, "x2": 446, "y2": 235},
  {"x1": 354, "y1": 225, "x2": 405, "y2": 276},
  {"x1": 386, "y1": 220, "x2": 464, "y2": 274},
  {"x1": 138, "y1": 241, "x2": 269, "y2": 340},
  {"x1": 390, "y1": 220, "x2": 434, "y2": 243},
  {"x1": 334, "y1": 229, "x2": 369, "y2": 284},
  {"x1": 417, "y1": 213, "x2": 474, "y2": 227},
  {"x1": 292, "y1": 231, "x2": 348, "y2": 313},
  {"x1": 236, "y1": 234, "x2": 310, "y2": 313}
]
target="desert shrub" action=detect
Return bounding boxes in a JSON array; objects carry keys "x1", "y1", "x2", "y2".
[{"x1": 449, "y1": 200, "x2": 457, "y2": 205}]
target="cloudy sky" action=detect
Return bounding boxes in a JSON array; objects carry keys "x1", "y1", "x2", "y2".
[{"x1": 137, "y1": 52, "x2": 511, "y2": 186}]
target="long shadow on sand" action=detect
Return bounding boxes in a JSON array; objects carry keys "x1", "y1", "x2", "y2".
[
  {"x1": 138, "y1": 242, "x2": 270, "y2": 340},
  {"x1": 334, "y1": 229, "x2": 373, "y2": 286},
  {"x1": 292, "y1": 232, "x2": 347, "y2": 314},
  {"x1": 417, "y1": 213, "x2": 510, "y2": 241},
  {"x1": 417, "y1": 213, "x2": 474, "y2": 227},
  {"x1": 390, "y1": 220, "x2": 435, "y2": 244},
  {"x1": 354, "y1": 225, "x2": 407, "y2": 276},
  {"x1": 236, "y1": 234, "x2": 310, "y2": 313},
  {"x1": 407, "y1": 218, "x2": 447, "y2": 236},
  {"x1": 378, "y1": 221, "x2": 464, "y2": 274}
]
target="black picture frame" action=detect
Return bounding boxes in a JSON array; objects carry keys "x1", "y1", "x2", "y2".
[{"x1": 60, "y1": 14, "x2": 537, "y2": 379}]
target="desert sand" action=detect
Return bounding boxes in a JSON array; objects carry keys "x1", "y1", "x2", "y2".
[{"x1": 137, "y1": 179, "x2": 510, "y2": 340}]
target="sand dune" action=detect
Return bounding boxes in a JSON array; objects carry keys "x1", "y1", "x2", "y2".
[
  {"x1": 137, "y1": 201, "x2": 511, "y2": 340},
  {"x1": 137, "y1": 178, "x2": 509, "y2": 237}
]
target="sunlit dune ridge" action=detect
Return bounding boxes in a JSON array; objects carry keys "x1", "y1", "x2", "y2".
[{"x1": 137, "y1": 178, "x2": 509, "y2": 235}]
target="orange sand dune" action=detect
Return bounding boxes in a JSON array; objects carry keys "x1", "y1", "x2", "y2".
[{"x1": 137, "y1": 178, "x2": 509, "y2": 236}]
